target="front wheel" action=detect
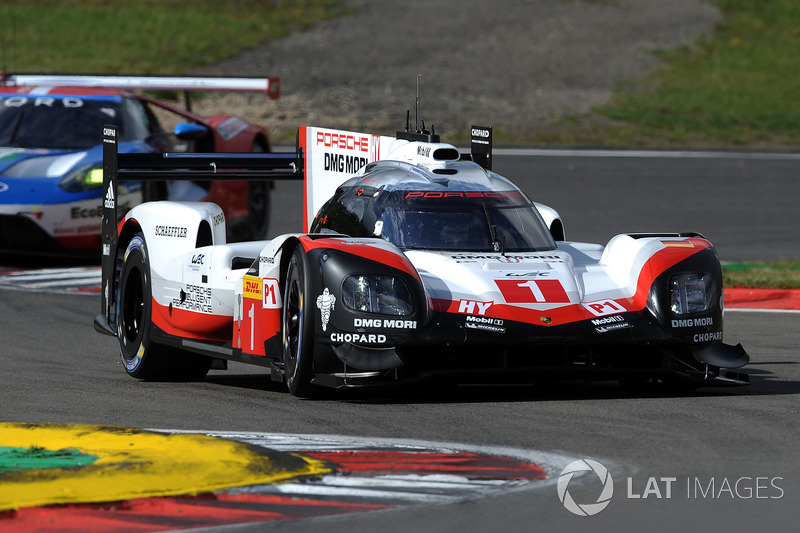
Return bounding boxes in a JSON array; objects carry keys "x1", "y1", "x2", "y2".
[
  {"x1": 282, "y1": 245, "x2": 315, "y2": 397},
  {"x1": 117, "y1": 233, "x2": 211, "y2": 380}
]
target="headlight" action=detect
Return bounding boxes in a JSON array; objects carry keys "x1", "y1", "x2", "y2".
[
  {"x1": 4, "y1": 152, "x2": 87, "y2": 179},
  {"x1": 670, "y1": 273, "x2": 715, "y2": 315},
  {"x1": 342, "y1": 275, "x2": 413, "y2": 315},
  {"x1": 59, "y1": 163, "x2": 104, "y2": 192}
]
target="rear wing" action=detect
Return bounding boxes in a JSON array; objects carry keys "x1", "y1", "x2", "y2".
[
  {"x1": 96, "y1": 124, "x2": 300, "y2": 335},
  {"x1": 0, "y1": 73, "x2": 280, "y2": 99}
]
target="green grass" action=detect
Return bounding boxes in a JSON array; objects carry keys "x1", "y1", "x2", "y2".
[
  {"x1": 528, "y1": 0, "x2": 800, "y2": 148},
  {"x1": 5, "y1": 0, "x2": 796, "y2": 149},
  {"x1": 0, "y1": 0, "x2": 348, "y2": 74},
  {"x1": 723, "y1": 262, "x2": 800, "y2": 289}
]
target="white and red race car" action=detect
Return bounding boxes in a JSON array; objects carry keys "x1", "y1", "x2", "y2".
[{"x1": 94, "y1": 122, "x2": 749, "y2": 396}]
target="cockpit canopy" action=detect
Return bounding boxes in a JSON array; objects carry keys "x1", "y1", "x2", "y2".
[{"x1": 311, "y1": 161, "x2": 556, "y2": 253}]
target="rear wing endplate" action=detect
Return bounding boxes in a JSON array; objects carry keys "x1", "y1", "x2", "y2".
[{"x1": 470, "y1": 126, "x2": 492, "y2": 170}]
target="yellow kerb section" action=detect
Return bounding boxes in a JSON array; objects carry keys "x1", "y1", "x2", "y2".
[{"x1": 0, "y1": 423, "x2": 332, "y2": 511}]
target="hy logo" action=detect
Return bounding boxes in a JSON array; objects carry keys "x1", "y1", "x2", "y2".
[
  {"x1": 557, "y1": 459, "x2": 614, "y2": 516},
  {"x1": 104, "y1": 182, "x2": 115, "y2": 209}
]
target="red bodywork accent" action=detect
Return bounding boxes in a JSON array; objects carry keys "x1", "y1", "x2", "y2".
[
  {"x1": 235, "y1": 302, "x2": 280, "y2": 356},
  {"x1": 298, "y1": 235, "x2": 422, "y2": 282},
  {"x1": 235, "y1": 278, "x2": 281, "y2": 356},
  {"x1": 151, "y1": 300, "x2": 231, "y2": 342}
]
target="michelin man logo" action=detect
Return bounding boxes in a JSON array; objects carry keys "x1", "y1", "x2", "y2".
[
  {"x1": 316, "y1": 287, "x2": 336, "y2": 331},
  {"x1": 557, "y1": 459, "x2": 614, "y2": 516}
]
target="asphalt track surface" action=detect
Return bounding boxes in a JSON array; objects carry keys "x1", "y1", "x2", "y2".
[{"x1": 1, "y1": 152, "x2": 799, "y2": 532}]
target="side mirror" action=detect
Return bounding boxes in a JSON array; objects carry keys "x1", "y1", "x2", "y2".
[{"x1": 174, "y1": 122, "x2": 209, "y2": 140}]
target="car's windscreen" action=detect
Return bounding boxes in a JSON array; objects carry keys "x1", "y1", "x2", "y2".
[
  {"x1": 376, "y1": 190, "x2": 556, "y2": 252},
  {"x1": 0, "y1": 95, "x2": 123, "y2": 149}
]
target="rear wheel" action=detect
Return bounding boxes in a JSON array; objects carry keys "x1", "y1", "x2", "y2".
[
  {"x1": 117, "y1": 233, "x2": 211, "y2": 380},
  {"x1": 282, "y1": 245, "x2": 315, "y2": 397}
]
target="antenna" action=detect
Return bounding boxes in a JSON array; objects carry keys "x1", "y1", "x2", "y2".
[
  {"x1": 395, "y1": 73, "x2": 440, "y2": 143},
  {"x1": 415, "y1": 74, "x2": 422, "y2": 133}
]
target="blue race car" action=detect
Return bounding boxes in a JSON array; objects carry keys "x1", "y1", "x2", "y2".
[{"x1": 0, "y1": 74, "x2": 279, "y2": 252}]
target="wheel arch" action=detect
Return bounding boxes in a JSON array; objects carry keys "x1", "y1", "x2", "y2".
[
  {"x1": 277, "y1": 236, "x2": 304, "y2": 295},
  {"x1": 118, "y1": 219, "x2": 144, "y2": 258},
  {"x1": 112, "y1": 219, "x2": 145, "y2": 325},
  {"x1": 549, "y1": 218, "x2": 565, "y2": 242}
]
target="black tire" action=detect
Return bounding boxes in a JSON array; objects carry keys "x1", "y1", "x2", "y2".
[
  {"x1": 117, "y1": 233, "x2": 211, "y2": 381},
  {"x1": 282, "y1": 245, "x2": 315, "y2": 397}
]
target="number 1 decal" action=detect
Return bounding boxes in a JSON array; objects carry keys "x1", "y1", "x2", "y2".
[
  {"x1": 516, "y1": 280, "x2": 546, "y2": 302},
  {"x1": 248, "y1": 303, "x2": 255, "y2": 351},
  {"x1": 495, "y1": 279, "x2": 570, "y2": 304}
]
